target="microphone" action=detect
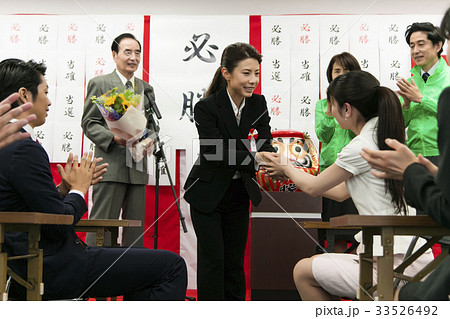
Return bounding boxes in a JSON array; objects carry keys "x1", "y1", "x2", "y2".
[
  {"x1": 140, "y1": 88, "x2": 160, "y2": 140},
  {"x1": 144, "y1": 88, "x2": 162, "y2": 120}
]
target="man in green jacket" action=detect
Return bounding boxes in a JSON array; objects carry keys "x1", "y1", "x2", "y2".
[{"x1": 397, "y1": 22, "x2": 450, "y2": 164}]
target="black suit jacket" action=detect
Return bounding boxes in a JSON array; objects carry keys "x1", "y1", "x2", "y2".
[
  {"x1": 400, "y1": 87, "x2": 450, "y2": 300},
  {"x1": 184, "y1": 87, "x2": 275, "y2": 214},
  {"x1": 0, "y1": 135, "x2": 88, "y2": 299},
  {"x1": 403, "y1": 87, "x2": 450, "y2": 229}
]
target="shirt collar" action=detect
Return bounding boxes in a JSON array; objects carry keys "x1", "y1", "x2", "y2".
[
  {"x1": 115, "y1": 69, "x2": 135, "y2": 88},
  {"x1": 10, "y1": 118, "x2": 36, "y2": 141},
  {"x1": 226, "y1": 88, "x2": 246, "y2": 121},
  {"x1": 421, "y1": 60, "x2": 439, "y2": 76},
  {"x1": 360, "y1": 116, "x2": 378, "y2": 137}
]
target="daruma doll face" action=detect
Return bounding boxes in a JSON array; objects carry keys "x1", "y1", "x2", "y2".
[
  {"x1": 272, "y1": 136, "x2": 313, "y2": 168},
  {"x1": 257, "y1": 131, "x2": 319, "y2": 192}
]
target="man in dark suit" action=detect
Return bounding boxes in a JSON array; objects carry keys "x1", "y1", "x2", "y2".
[
  {"x1": 82, "y1": 33, "x2": 155, "y2": 247},
  {"x1": 362, "y1": 88, "x2": 450, "y2": 301},
  {"x1": 361, "y1": 17, "x2": 450, "y2": 297},
  {"x1": 0, "y1": 58, "x2": 187, "y2": 300}
]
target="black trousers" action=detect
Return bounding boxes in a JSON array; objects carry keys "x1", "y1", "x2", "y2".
[
  {"x1": 8, "y1": 246, "x2": 187, "y2": 301},
  {"x1": 399, "y1": 252, "x2": 450, "y2": 300},
  {"x1": 79, "y1": 247, "x2": 187, "y2": 300},
  {"x1": 191, "y1": 178, "x2": 250, "y2": 301},
  {"x1": 11, "y1": 247, "x2": 187, "y2": 300}
]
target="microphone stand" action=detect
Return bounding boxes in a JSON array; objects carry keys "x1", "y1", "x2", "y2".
[{"x1": 142, "y1": 103, "x2": 187, "y2": 251}]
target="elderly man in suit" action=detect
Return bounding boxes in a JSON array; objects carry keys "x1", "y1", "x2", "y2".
[
  {"x1": 0, "y1": 58, "x2": 187, "y2": 300},
  {"x1": 82, "y1": 33, "x2": 155, "y2": 247}
]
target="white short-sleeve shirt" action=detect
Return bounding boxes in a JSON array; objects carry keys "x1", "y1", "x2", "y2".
[{"x1": 335, "y1": 117, "x2": 418, "y2": 255}]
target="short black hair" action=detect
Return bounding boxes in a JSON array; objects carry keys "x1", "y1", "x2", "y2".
[
  {"x1": 111, "y1": 33, "x2": 141, "y2": 53},
  {"x1": 326, "y1": 52, "x2": 361, "y2": 84},
  {"x1": 405, "y1": 22, "x2": 444, "y2": 58},
  {"x1": 0, "y1": 59, "x2": 47, "y2": 108}
]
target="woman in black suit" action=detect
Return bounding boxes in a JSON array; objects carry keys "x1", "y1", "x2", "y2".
[{"x1": 184, "y1": 42, "x2": 275, "y2": 300}]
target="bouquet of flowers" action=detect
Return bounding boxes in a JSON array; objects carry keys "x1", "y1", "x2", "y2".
[{"x1": 91, "y1": 87, "x2": 153, "y2": 162}]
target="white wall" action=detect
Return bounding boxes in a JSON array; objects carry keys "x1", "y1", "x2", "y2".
[{"x1": 5, "y1": 0, "x2": 450, "y2": 15}]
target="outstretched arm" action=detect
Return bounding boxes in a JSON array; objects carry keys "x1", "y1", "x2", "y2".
[{"x1": 259, "y1": 151, "x2": 352, "y2": 201}]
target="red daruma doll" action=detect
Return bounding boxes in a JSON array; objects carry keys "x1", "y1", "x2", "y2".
[{"x1": 257, "y1": 130, "x2": 319, "y2": 191}]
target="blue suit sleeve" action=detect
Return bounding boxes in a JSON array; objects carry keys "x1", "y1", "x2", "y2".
[{"x1": 9, "y1": 140, "x2": 87, "y2": 237}]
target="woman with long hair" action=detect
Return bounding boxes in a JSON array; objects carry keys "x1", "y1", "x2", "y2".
[
  {"x1": 315, "y1": 52, "x2": 361, "y2": 252},
  {"x1": 260, "y1": 70, "x2": 433, "y2": 300},
  {"x1": 184, "y1": 42, "x2": 275, "y2": 300}
]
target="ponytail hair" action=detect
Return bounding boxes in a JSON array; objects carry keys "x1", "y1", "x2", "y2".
[
  {"x1": 205, "y1": 42, "x2": 262, "y2": 97},
  {"x1": 328, "y1": 71, "x2": 407, "y2": 215},
  {"x1": 205, "y1": 67, "x2": 226, "y2": 98}
]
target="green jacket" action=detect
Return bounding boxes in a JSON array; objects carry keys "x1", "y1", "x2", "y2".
[
  {"x1": 314, "y1": 98, "x2": 356, "y2": 173},
  {"x1": 402, "y1": 57, "x2": 450, "y2": 156}
]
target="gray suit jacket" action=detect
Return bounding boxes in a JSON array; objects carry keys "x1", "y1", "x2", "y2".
[{"x1": 81, "y1": 70, "x2": 155, "y2": 184}]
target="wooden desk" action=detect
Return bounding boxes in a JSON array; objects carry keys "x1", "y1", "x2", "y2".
[
  {"x1": 302, "y1": 221, "x2": 360, "y2": 253},
  {"x1": 330, "y1": 215, "x2": 450, "y2": 301},
  {"x1": 75, "y1": 219, "x2": 142, "y2": 247},
  {"x1": 0, "y1": 212, "x2": 73, "y2": 301}
]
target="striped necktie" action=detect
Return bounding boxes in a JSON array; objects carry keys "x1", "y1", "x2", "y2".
[
  {"x1": 126, "y1": 80, "x2": 133, "y2": 91},
  {"x1": 422, "y1": 72, "x2": 430, "y2": 83}
]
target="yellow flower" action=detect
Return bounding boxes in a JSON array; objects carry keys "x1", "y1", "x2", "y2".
[
  {"x1": 105, "y1": 95, "x2": 116, "y2": 106},
  {"x1": 122, "y1": 100, "x2": 130, "y2": 111},
  {"x1": 91, "y1": 87, "x2": 142, "y2": 119}
]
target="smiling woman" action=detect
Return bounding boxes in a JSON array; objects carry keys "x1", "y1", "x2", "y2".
[
  {"x1": 183, "y1": 42, "x2": 276, "y2": 301},
  {"x1": 221, "y1": 57, "x2": 259, "y2": 107}
]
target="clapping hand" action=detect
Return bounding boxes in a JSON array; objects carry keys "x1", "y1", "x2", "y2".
[
  {"x1": 360, "y1": 138, "x2": 417, "y2": 180},
  {"x1": 0, "y1": 93, "x2": 37, "y2": 149},
  {"x1": 57, "y1": 152, "x2": 108, "y2": 196},
  {"x1": 396, "y1": 78, "x2": 423, "y2": 105}
]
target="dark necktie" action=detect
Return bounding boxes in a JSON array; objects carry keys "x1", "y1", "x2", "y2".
[
  {"x1": 422, "y1": 72, "x2": 430, "y2": 83},
  {"x1": 126, "y1": 80, "x2": 133, "y2": 91}
]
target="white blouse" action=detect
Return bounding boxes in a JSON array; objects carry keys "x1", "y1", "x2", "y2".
[{"x1": 336, "y1": 117, "x2": 421, "y2": 256}]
